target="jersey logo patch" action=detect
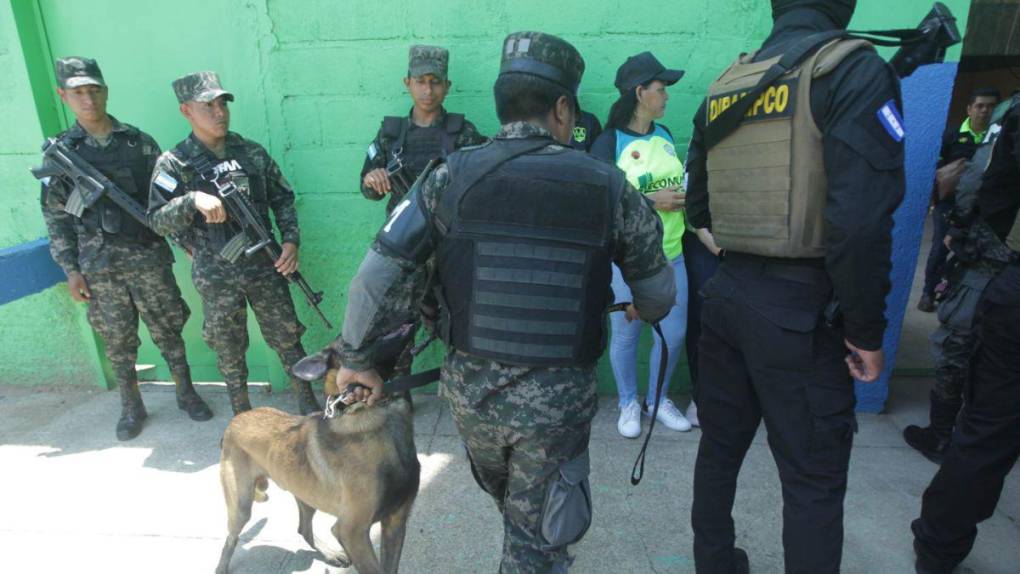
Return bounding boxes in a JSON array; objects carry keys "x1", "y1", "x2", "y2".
[
  {"x1": 154, "y1": 171, "x2": 178, "y2": 193},
  {"x1": 572, "y1": 126, "x2": 587, "y2": 143},
  {"x1": 877, "y1": 100, "x2": 905, "y2": 142}
]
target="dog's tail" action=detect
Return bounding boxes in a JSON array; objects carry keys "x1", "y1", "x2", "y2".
[{"x1": 253, "y1": 476, "x2": 269, "y2": 503}]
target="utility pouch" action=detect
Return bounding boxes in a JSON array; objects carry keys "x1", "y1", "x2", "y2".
[{"x1": 539, "y1": 449, "x2": 593, "y2": 551}]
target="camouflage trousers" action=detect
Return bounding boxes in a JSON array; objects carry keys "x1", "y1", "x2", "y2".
[
  {"x1": 85, "y1": 265, "x2": 190, "y2": 385},
  {"x1": 930, "y1": 267, "x2": 993, "y2": 402},
  {"x1": 441, "y1": 353, "x2": 597, "y2": 573},
  {"x1": 193, "y1": 267, "x2": 306, "y2": 402}
]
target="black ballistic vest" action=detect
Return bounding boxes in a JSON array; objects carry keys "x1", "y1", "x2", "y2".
[
  {"x1": 175, "y1": 143, "x2": 268, "y2": 263},
  {"x1": 60, "y1": 130, "x2": 159, "y2": 242},
  {"x1": 434, "y1": 138, "x2": 619, "y2": 367},
  {"x1": 383, "y1": 114, "x2": 464, "y2": 210}
]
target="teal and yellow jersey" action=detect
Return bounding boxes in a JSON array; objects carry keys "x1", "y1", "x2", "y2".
[{"x1": 593, "y1": 123, "x2": 685, "y2": 259}]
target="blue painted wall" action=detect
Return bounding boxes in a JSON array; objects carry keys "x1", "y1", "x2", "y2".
[
  {"x1": 855, "y1": 62, "x2": 958, "y2": 413},
  {"x1": 0, "y1": 238, "x2": 64, "y2": 305}
]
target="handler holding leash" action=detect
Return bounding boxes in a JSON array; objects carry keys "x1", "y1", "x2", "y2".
[{"x1": 335, "y1": 31, "x2": 676, "y2": 572}]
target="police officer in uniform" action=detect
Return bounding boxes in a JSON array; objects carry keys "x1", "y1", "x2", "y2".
[
  {"x1": 41, "y1": 57, "x2": 211, "y2": 440},
  {"x1": 685, "y1": 1, "x2": 904, "y2": 571},
  {"x1": 360, "y1": 45, "x2": 486, "y2": 215},
  {"x1": 911, "y1": 91, "x2": 1020, "y2": 574},
  {"x1": 918, "y1": 87, "x2": 1000, "y2": 312},
  {"x1": 148, "y1": 72, "x2": 319, "y2": 416},
  {"x1": 335, "y1": 32, "x2": 676, "y2": 572},
  {"x1": 905, "y1": 92, "x2": 1012, "y2": 464}
]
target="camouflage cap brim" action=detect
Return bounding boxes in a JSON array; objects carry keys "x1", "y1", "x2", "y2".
[
  {"x1": 192, "y1": 89, "x2": 235, "y2": 103},
  {"x1": 409, "y1": 64, "x2": 447, "y2": 80},
  {"x1": 63, "y1": 76, "x2": 105, "y2": 89}
]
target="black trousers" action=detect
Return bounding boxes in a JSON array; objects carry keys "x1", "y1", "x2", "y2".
[
  {"x1": 912, "y1": 262, "x2": 1020, "y2": 573},
  {"x1": 692, "y1": 257, "x2": 856, "y2": 574},
  {"x1": 683, "y1": 231, "x2": 721, "y2": 399}
]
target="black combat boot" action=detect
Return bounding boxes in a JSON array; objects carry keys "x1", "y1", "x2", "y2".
[
  {"x1": 293, "y1": 378, "x2": 321, "y2": 415},
  {"x1": 116, "y1": 378, "x2": 148, "y2": 441},
  {"x1": 226, "y1": 380, "x2": 252, "y2": 415},
  {"x1": 903, "y1": 391, "x2": 961, "y2": 464},
  {"x1": 172, "y1": 368, "x2": 213, "y2": 421}
]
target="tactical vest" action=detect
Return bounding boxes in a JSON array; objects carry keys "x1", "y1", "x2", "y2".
[
  {"x1": 175, "y1": 142, "x2": 267, "y2": 262},
  {"x1": 706, "y1": 38, "x2": 873, "y2": 258},
  {"x1": 433, "y1": 138, "x2": 620, "y2": 367},
  {"x1": 59, "y1": 128, "x2": 159, "y2": 242},
  {"x1": 382, "y1": 113, "x2": 465, "y2": 178}
]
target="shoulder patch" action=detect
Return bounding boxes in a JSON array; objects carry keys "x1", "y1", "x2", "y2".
[
  {"x1": 367, "y1": 142, "x2": 379, "y2": 161},
  {"x1": 154, "y1": 171, "x2": 178, "y2": 193},
  {"x1": 877, "y1": 100, "x2": 905, "y2": 143}
]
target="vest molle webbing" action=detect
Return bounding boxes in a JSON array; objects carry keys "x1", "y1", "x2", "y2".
[{"x1": 705, "y1": 38, "x2": 873, "y2": 258}]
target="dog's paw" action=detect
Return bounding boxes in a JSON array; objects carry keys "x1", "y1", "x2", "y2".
[{"x1": 323, "y1": 552, "x2": 351, "y2": 568}]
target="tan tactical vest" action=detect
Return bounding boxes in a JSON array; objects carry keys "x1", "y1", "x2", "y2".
[{"x1": 706, "y1": 39, "x2": 874, "y2": 258}]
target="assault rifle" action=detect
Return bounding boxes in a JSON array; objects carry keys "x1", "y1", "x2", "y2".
[
  {"x1": 385, "y1": 152, "x2": 415, "y2": 197},
  {"x1": 198, "y1": 165, "x2": 334, "y2": 330},
  {"x1": 31, "y1": 137, "x2": 149, "y2": 226}
]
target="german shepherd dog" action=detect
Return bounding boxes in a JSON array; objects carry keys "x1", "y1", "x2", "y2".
[{"x1": 215, "y1": 329, "x2": 421, "y2": 574}]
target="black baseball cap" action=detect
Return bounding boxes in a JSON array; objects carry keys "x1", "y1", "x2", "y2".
[{"x1": 614, "y1": 52, "x2": 684, "y2": 93}]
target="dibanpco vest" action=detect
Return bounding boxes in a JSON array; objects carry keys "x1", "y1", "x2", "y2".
[
  {"x1": 60, "y1": 128, "x2": 159, "y2": 242},
  {"x1": 434, "y1": 139, "x2": 619, "y2": 367},
  {"x1": 706, "y1": 39, "x2": 873, "y2": 258}
]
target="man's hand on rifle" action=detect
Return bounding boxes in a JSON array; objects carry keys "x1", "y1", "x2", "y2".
[
  {"x1": 194, "y1": 191, "x2": 227, "y2": 223},
  {"x1": 67, "y1": 271, "x2": 91, "y2": 303},
  {"x1": 276, "y1": 242, "x2": 299, "y2": 276},
  {"x1": 363, "y1": 168, "x2": 392, "y2": 197}
]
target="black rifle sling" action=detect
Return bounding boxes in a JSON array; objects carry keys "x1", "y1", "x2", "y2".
[
  {"x1": 703, "y1": 30, "x2": 845, "y2": 150},
  {"x1": 703, "y1": 26, "x2": 925, "y2": 150}
]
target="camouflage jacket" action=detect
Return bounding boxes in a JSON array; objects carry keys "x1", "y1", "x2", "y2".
[
  {"x1": 148, "y1": 132, "x2": 300, "y2": 280},
  {"x1": 41, "y1": 117, "x2": 172, "y2": 275},
  {"x1": 359, "y1": 107, "x2": 486, "y2": 211},
  {"x1": 339, "y1": 121, "x2": 672, "y2": 421}
]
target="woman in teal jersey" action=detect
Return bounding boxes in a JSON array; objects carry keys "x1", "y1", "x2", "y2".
[{"x1": 591, "y1": 52, "x2": 691, "y2": 438}]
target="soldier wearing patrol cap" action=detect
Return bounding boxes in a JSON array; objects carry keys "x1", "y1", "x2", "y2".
[
  {"x1": 147, "y1": 71, "x2": 320, "y2": 416},
  {"x1": 40, "y1": 57, "x2": 211, "y2": 441},
  {"x1": 335, "y1": 32, "x2": 676, "y2": 571},
  {"x1": 360, "y1": 44, "x2": 486, "y2": 215},
  {"x1": 685, "y1": 0, "x2": 905, "y2": 571}
]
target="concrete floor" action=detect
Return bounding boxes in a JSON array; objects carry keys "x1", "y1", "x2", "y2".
[
  {"x1": 2, "y1": 216, "x2": 1016, "y2": 573},
  {"x1": 0, "y1": 377, "x2": 1017, "y2": 574}
]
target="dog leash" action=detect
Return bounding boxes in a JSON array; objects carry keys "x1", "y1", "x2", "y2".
[{"x1": 608, "y1": 302, "x2": 668, "y2": 486}]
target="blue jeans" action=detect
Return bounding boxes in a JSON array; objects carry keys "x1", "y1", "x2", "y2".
[{"x1": 609, "y1": 254, "x2": 689, "y2": 408}]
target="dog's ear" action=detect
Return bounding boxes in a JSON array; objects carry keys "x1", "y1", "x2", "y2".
[{"x1": 292, "y1": 350, "x2": 330, "y2": 382}]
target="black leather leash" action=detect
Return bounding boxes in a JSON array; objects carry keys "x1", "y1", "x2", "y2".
[{"x1": 608, "y1": 302, "x2": 669, "y2": 486}]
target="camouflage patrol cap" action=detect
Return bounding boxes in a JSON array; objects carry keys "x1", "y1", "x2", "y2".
[
  {"x1": 409, "y1": 45, "x2": 449, "y2": 80},
  {"x1": 55, "y1": 57, "x2": 105, "y2": 89},
  {"x1": 172, "y1": 71, "x2": 235, "y2": 104},
  {"x1": 499, "y1": 32, "x2": 585, "y2": 96}
]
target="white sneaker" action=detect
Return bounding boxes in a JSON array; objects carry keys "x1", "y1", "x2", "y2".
[
  {"x1": 645, "y1": 398, "x2": 692, "y2": 432},
  {"x1": 686, "y1": 401, "x2": 700, "y2": 428},
  {"x1": 617, "y1": 400, "x2": 642, "y2": 439}
]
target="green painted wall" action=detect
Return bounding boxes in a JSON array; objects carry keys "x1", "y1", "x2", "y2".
[
  {"x1": 0, "y1": 0, "x2": 105, "y2": 387},
  {"x1": 1, "y1": 0, "x2": 971, "y2": 391}
]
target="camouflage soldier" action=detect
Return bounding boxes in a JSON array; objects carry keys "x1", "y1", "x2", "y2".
[
  {"x1": 40, "y1": 57, "x2": 211, "y2": 441},
  {"x1": 336, "y1": 33, "x2": 676, "y2": 572},
  {"x1": 360, "y1": 45, "x2": 486, "y2": 215},
  {"x1": 904, "y1": 94, "x2": 1019, "y2": 463},
  {"x1": 147, "y1": 72, "x2": 319, "y2": 416}
]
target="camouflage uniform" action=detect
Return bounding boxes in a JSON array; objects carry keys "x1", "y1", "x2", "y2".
[
  {"x1": 339, "y1": 32, "x2": 676, "y2": 573},
  {"x1": 360, "y1": 45, "x2": 487, "y2": 214},
  {"x1": 147, "y1": 71, "x2": 318, "y2": 415},
  {"x1": 41, "y1": 57, "x2": 209, "y2": 441}
]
